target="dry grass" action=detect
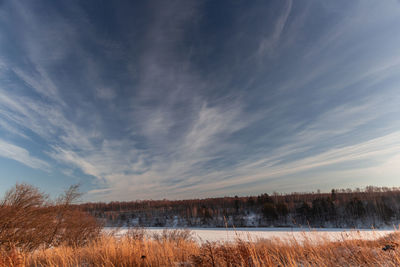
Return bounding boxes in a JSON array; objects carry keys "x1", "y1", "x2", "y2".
[{"x1": 1, "y1": 230, "x2": 400, "y2": 267}]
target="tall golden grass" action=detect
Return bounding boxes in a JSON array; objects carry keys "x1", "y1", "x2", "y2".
[{"x1": 1, "y1": 229, "x2": 400, "y2": 267}]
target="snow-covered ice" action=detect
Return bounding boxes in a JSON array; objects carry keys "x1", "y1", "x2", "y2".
[{"x1": 106, "y1": 227, "x2": 396, "y2": 243}]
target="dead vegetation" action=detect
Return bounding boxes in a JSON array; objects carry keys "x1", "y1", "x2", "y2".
[
  {"x1": 0, "y1": 183, "x2": 101, "y2": 252},
  {"x1": 0, "y1": 228, "x2": 399, "y2": 266}
]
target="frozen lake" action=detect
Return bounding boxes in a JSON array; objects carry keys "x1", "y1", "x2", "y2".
[{"x1": 106, "y1": 227, "x2": 396, "y2": 243}]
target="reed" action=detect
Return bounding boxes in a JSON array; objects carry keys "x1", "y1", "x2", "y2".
[{"x1": 1, "y1": 229, "x2": 399, "y2": 267}]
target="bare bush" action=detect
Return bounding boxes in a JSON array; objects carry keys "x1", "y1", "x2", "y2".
[
  {"x1": 151, "y1": 229, "x2": 194, "y2": 243},
  {"x1": 0, "y1": 183, "x2": 101, "y2": 251},
  {"x1": 126, "y1": 226, "x2": 147, "y2": 241}
]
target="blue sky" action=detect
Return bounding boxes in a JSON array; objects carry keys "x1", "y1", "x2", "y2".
[{"x1": 0, "y1": 0, "x2": 400, "y2": 201}]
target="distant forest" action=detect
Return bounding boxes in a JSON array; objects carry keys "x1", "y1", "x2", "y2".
[{"x1": 78, "y1": 186, "x2": 400, "y2": 228}]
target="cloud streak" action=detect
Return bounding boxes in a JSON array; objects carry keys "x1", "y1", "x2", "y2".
[
  {"x1": 0, "y1": 139, "x2": 49, "y2": 170},
  {"x1": 0, "y1": 0, "x2": 399, "y2": 200},
  {"x1": 258, "y1": 0, "x2": 292, "y2": 57}
]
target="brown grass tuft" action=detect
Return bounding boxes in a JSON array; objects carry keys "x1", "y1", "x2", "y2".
[{"x1": 0, "y1": 230, "x2": 399, "y2": 266}]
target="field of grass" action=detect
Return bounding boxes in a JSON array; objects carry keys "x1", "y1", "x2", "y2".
[{"x1": 2, "y1": 229, "x2": 400, "y2": 267}]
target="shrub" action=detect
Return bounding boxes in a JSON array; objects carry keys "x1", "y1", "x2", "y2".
[
  {"x1": 126, "y1": 226, "x2": 147, "y2": 241},
  {"x1": 152, "y1": 229, "x2": 194, "y2": 243},
  {"x1": 0, "y1": 183, "x2": 101, "y2": 251}
]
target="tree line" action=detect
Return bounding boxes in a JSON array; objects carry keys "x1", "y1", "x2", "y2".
[{"x1": 78, "y1": 186, "x2": 400, "y2": 228}]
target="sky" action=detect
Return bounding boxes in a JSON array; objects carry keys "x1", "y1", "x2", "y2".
[{"x1": 0, "y1": 0, "x2": 400, "y2": 201}]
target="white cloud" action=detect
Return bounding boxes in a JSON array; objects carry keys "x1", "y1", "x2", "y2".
[
  {"x1": 183, "y1": 103, "x2": 245, "y2": 154},
  {"x1": 164, "y1": 131, "x2": 400, "y2": 198},
  {"x1": 1, "y1": 0, "x2": 400, "y2": 201},
  {"x1": 95, "y1": 87, "x2": 116, "y2": 100},
  {"x1": 258, "y1": 0, "x2": 292, "y2": 57},
  {"x1": 0, "y1": 139, "x2": 49, "y2": 170}
]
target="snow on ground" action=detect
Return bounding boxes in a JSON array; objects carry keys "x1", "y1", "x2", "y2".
[{"x1": 106, "y1": 227, "x2": 396, "y2": 243}]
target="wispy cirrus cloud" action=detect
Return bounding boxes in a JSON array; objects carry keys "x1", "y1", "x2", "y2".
[
  {"x1": 258, "y1": 0, "x2": 293, "y2": 57},
  {"x1": 87, "y1": 130, "x2": 400, "y2": 200},
  {"x1": 0, "y1": 0, "x2": 399, "y2": 200},
  {"x1": 0, "y1": 139, "x2": 49, "y2": 170}
]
